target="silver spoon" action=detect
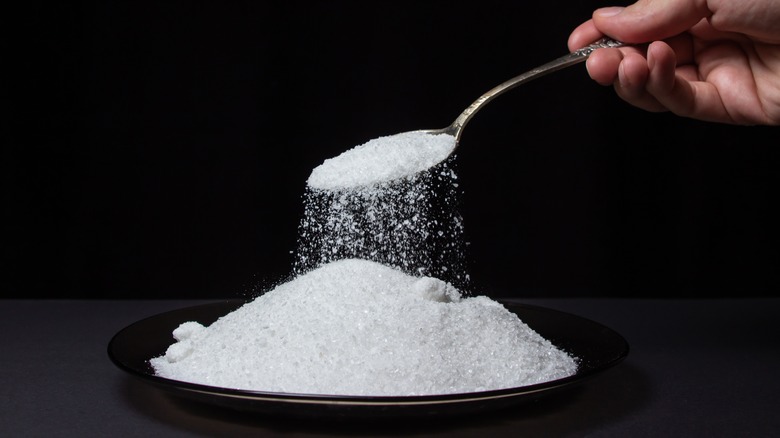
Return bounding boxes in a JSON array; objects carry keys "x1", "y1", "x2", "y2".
[{"x1": 420, "y1": 38, "x2": 624, "y2": 147}]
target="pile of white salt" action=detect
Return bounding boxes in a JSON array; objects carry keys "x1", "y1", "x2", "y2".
[
  {"x1": 151, "y1": 130, "x2": 579, "y2": 395},
  {"x1": 151, "y1": 258, "x2": 578, "y2": 396}
]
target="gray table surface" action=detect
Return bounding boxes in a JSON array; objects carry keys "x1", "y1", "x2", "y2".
[{"x1": 1, "y1": 298, "x2": 778, "y2": 437}]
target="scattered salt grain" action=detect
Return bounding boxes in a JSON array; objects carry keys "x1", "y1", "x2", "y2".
[{"x1": 151, "y1": 258, "x2": 578, "y2": 396}]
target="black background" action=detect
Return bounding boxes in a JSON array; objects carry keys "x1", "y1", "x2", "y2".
[{"x1": 5, "y1": 1, "x2": 778, "y2": 300}]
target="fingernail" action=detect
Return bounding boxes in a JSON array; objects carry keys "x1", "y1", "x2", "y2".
[
  {"x1": 595, "y1": 7, "x2": 625, "y2": 17},
  {"x1": 618, "y1": 61, "x2": 627, "y2": 87}
]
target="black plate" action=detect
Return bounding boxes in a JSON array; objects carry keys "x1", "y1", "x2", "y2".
[{"x1": 108, "y1": 299, "x2": 629, "y2": 420}]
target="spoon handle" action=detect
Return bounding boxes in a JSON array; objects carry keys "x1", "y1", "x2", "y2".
[{"x1": 450, "y1": 38, "x2": 625, "y2": 138}]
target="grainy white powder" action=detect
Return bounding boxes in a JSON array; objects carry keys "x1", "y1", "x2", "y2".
[
  {"x1": 294, "y1": 161, "x2": 469, "y2": 289},
  {"x1": 151, "y1": 258, "x2": 578, "y2": 395},
  {"x1": 150, "y1": 129, "x2": 579, "y2": 396},
  {"x1": 307, "y1": 130, "x2": 456, "y2": 191}
]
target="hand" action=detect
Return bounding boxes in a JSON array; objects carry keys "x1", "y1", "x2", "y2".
[{"x1": 568, "y1": 0, "x2": 780, "y2": 125}]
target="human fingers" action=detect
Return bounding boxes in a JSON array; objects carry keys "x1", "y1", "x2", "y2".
[
  {"x1": 570, "y1": 20, "x2": 661, "y2": 109},
  {"x1": 567, "y1": 20, "x2": 603, "y2": 52},
  {"x1": 643, "y1": 41, "x2": 733, "y2": 123},
  {"x1": 707, "y1": 0, "x2": 780, "y2": 44},
  {"x1": 592, "y1": 1, "x2": 710, "y2": 43},
  {"x1": 584, "y1": 47, "x2": 622, "y2": 85},
  {"x1": 569, "y1": 19, "x2": 649, "y2": 86},
  {"x1": 581, "y1": 46, "x2": 668, "y2": 113},
  {"x1": 611, "y1": 52, "x2": 670, "y2": 113}
]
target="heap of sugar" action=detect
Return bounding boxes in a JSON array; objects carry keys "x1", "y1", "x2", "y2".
[
  {"x1": 151, "y1": 258, "x2": 578, "y2": 396},
  {"x1": 307, "y1": 130, "x2": 457, "y2": 191}
]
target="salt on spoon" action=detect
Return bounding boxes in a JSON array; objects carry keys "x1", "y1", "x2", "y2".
[{"x1": 307, "y1": 131, "x2": 456, "y2": 191}]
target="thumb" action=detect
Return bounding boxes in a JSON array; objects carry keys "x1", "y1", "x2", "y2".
[{"x1": 593, "y1": 0, "x2": 711, "y2": 43}]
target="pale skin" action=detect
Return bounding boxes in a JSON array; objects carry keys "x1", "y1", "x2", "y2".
[{"x1": 568, "y1": 0, "x2": 780, "y2": 125}]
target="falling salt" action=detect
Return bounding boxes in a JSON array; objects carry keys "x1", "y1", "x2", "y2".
[
  {"x1": 151, "y1": 258, "x2": 578, "y2": 396},
  {"x1": 150, "y1": 129, "x2": 579, "y2": 396},
  {"x1": 295, "y1": 130, "x2": 470, "y2": 289}
]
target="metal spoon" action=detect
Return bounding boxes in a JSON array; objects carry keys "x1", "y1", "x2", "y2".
[{"x1": 420, "y1": 38, "x2": 624, "y2": 147}]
